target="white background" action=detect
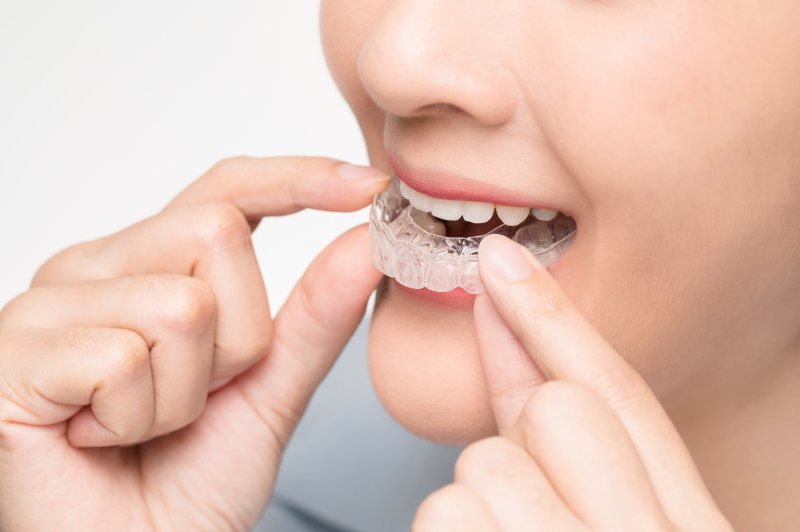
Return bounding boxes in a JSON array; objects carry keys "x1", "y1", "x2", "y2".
[{"x1": 0, "y1": 1, "x2": 370, "y2": 311}]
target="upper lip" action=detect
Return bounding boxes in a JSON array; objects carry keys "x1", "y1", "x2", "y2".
[{"x1": 387, "y1": 151, "x2": 561, "y2": 211}]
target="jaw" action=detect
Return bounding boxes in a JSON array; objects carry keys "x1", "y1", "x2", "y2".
[{"x1": 367, "y1": 278, "x2": 497, "y2": 444}]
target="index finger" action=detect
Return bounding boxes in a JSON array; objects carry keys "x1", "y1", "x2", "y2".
[
  {"x1": 476, "y1": 234, "x2": 723, "y2": 526},
  {"x1": 166, "y1": 155, "x2": 391, "y2": 222},
  {"x1": 32, "y1": 156, "x2": 390, "y2": 385}
]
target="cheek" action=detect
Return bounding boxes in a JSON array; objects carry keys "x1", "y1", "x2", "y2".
[
  {"x1": 368, "y1": 283, "x2": 495, "y2": 444},
  {"x1": 541, "y1": 5, "x2": 800, "y2": 225},
  {"x1": 534, "y1": 6, "x2": 800, "y2": 399}
]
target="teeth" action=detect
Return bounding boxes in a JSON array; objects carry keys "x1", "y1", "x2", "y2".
[
  {"x1": 414, "y1": 192, "x2": 432, "y2": 213},
  {"x1": 398, "y1": 181, "x2": 426, "y2": 213},
  {"x1": 399, "y1": 181, "x2": 413, "y2": 200},
  {"x1": 495, "y1": 205, "x2": 531, "y2": 226},
  {"x1": 462, "y1": 201, "x2": 495, "y2": 224},
  {"x1": 531, "y1": 208, "x2": 558, "y2": 222},
  {"x1": 430, "y1": 198, "x2": 465, "y2": 221},
  {"x1": 399, "y1": 180, "x2": 561, "y2": 227}
]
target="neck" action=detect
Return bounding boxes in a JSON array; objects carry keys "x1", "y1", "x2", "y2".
[{"x1": 672, "y1": 350, "x2": 800, "y2": 531}]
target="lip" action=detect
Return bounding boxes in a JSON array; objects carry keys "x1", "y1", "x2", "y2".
[
  {"x1": 387, "y1": 151, "x2": 562, "y2": 211},
  {"x1": 391, "y1": 280, "x2": 478, "y2": 310},
  {"x1": 380, "y1": 150, "x2": 578, "y2": 310}
]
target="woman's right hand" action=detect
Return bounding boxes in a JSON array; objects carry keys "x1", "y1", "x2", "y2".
[{"x1": 0, "y1": 156, "x2": 389, "y2": 531}]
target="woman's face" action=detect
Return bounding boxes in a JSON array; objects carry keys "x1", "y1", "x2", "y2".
[{"x1": 320, "y1": 1, "x2": 800, "y2": 443}]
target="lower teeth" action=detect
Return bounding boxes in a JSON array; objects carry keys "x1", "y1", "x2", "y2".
[{"x1": 369, "y1": 178, "x2": 576, "y2": 294}]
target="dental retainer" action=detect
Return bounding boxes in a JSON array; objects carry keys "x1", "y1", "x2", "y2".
[{"x1": 369, "y1": 177, "x2": 576, "y2": 294}]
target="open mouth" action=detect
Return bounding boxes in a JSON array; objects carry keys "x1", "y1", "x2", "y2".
[
  {"x1": 369, "y1": 176, "x2": 576, "y2": 293},
  {"x1": 398, "y1": 179, "x2": 575, "y2": 238}
]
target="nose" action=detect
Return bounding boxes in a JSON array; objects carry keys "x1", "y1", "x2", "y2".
[{"x1": 357, "y1": 1, "x2": 519, "y2": 126}]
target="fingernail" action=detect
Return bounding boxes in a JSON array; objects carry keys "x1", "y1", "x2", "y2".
[
  {"x1": 335, "y1": 162, "x2": 390, "y2": 183},
  {"x1": 480, "y1": 235, "x2": 535, "y2": 282}
]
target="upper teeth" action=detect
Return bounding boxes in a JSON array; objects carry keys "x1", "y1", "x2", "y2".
[{"x1": 399, "y1": 181, "x2": 559, "y2": 226}]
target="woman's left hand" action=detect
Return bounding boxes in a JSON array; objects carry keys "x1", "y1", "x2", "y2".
[{"x1": 412, "y1": 235, "x2": 732, "y2": 532}]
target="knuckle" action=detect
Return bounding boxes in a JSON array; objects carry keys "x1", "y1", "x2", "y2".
[
  {"x1": 193, "y1": 202, "x2": 252, "y2": 249},
  {"x1": 519, "y1": 381, "x2": 627, "y2": 456},
  {"x1": 515, "y1": 272, "x2": 571, "y2": 322},
  {"x1": 0, "y1": 297, "x2": 20, "y2": 331},
  {"x1": 58, "y1": 326, "x2": 95, "y2": 350},
  {"x1": 455, "y1": 436, "x2": 517, "y2": 480},
  {"x1": 291, "y1": 156, "x2": 329, "y2": 186},
  {"x1": 31, "y1": 240, "x2": 101, "y2": 287},
  {"x1": 522, "y1": 380, "x2": 577, "y2": 414},
  {"x1": 520, "y1": 380, "x2": 594, "y2": 429},
  {"x1": 31, "y1": 250, "x2": 68, "y2": 287},
  {"x1": 413, "y1": 485, "x2": 463, "y2": 531},
  {"x1": 206, "y1": 155, "x2": 253, "y2": 179},
  {"x1": 0, "y1": 289, "x2": 46, "y2": 331},
  {"x1": 591, "y1": 363, "x2": 652, "y2": 414},
  {"x1": 156, "y1": 276, "x2": 217, "y2": 331},
  {"x1": 102, "y1": 330, "x2": 151, "y2": 380}
]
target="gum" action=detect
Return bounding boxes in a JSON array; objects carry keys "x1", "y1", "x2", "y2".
[{"x1": 369, "y1": 178, "x2": 576, "y2": 294}]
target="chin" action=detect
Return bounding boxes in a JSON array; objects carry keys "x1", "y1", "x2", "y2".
[{"x1": 367, "y1": 278, "x2": 498, "y2": 444}]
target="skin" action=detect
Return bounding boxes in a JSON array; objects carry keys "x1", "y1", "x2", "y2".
[
  {"x1": 0, "y1": 1, "x2": 797, "y2": 530},
  {"x1": 0, "y1": 157, "x2": 393, "y2": 530},
  {"x1": 320, "y1": 0, "x2": 800, "y2": 529},
  {"x1": 415, "y1": 236, "x2": 730, "y2": 530}
]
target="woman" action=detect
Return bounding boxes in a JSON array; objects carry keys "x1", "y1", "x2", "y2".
[{"x1": 1, "y1": 1, "x2": 798, "y2": 530}]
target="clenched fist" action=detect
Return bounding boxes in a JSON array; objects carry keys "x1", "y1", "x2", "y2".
[{"x1": 0, "y1": 156, "x2": 389, "y2": 531}]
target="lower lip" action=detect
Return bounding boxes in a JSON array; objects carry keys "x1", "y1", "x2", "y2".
[{"x1": 391, "y1": 280, "x2": 477, "y2": 310}]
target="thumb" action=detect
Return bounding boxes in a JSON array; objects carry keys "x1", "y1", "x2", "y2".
[
  {"x1": 473, "y1": 294, "x2": 545, "y2": 435},
  {"x1": 234, "y1": 223, "x2": 382, "y2": 444}
]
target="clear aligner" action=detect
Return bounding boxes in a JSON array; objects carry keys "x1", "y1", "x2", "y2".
[{"x1": 368, "y1": 177, "x2": 576, "y2": 294}]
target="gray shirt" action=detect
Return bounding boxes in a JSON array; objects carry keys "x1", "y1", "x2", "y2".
[{"x1": 254, "y1": 317, "x2": 462, "y2": 532}]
